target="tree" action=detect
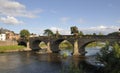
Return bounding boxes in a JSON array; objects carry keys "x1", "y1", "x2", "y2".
[
  {"x1": 43, "y1": 29, "x2": 54, "y2": 36},
  {"x1": 93, "y1": 33, "x2": 96, "y2": 36},
  {"x1": 70, "y1": 26, "x2": 79, "y2": 36},
  {"x1": 97, "y1": 42, "x2": 120, "y2": 73},
  {"x1": 55, "y1": 30, "x2": 60, "y2": 37},
  {"x1": 20, "y1": 29, "x2": 30, "y2": 41},
  {"x1": 108, "y1": 32, "x2": 120, "y2": 36},
  {"x1": 79, "y1": 31, "x2": 84, "y2": 36},
  {"x1": 99, "y1": 32, "x2": 103, "y2": 35}
]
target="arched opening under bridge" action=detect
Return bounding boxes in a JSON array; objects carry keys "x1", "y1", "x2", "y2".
[
  {"x1": 81, "y1": 41, "x2": 106, "y2": 56},
  {"x1": 59, "y1": 40, "x2": 73, "y2": 56},
  {"x1": 18, "y1": 41, "x2": 27, "y2": 47},
  {"x1": 31, "y1": 40, "x2": 47, "y2": 51}
]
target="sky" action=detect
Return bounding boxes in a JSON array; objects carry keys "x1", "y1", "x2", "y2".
[{"x1": 0, "y1": 0, "x2": 120, "y2": 35}]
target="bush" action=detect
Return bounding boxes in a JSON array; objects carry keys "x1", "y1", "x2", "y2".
[{"x1": 96, "y1": 42, "x2": 120, "y2": 73}]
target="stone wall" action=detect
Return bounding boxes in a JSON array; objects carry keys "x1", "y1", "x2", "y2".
[{"x1": 0, "y1": 40, "x2": 18, "y2": 46}]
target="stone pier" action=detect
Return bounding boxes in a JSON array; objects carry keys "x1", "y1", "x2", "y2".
[
  {"x1": 46, "y1": 42, "x2": 52, "y2": 53},
  {"x1": 73, "y1": 40, "x2": 80, "y2": 56}
]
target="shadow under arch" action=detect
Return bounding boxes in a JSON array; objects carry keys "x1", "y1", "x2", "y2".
[
  {"x1": 31, "y1": 40, "x2": 45, "y2": 51},
  {"x1": 18, "y1": 41, "x2": 27, "y2": 47}
]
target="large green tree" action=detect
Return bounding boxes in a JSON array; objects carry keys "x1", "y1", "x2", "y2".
[
  {"x1": 20, "y1": 29, "x2": 30, "y2": 40},
  {"x1": 43, "y1": 29, "x2": 54, "y2": 36}
]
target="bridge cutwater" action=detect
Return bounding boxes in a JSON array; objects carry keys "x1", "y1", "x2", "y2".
[{"x1": 18, "y1": 35, "x2": 120, "y2": 56}]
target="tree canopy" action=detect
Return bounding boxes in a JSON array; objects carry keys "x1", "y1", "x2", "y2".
[
  {"x1": 43, "y1": 29, "x2": 54, "y2": 36},
  {"x1": 79, "y1": 31, "x2": 84, "y2": 36},
  {"x1": 70, "y1": 26, "x2": 79, "y2": 36},
  {"x1": 108, "y1": 32, "x2": 120, "y2": 36},
  {"x1": 97, "y1": 42, "x2": 120, "y2": 73},
  {"x1": 20, "y1": 29, "x2": 30, "y2": 40}
]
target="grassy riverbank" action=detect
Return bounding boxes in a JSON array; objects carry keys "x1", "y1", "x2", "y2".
[{"x1": 0, "y1": 45, "x2": 25, "y2": 53}]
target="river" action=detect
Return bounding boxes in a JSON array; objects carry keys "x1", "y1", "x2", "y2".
[{"x1": 0, "y1": 48, "x2": 101, "y2": 73}]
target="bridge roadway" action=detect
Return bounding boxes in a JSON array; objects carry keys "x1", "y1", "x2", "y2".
[{"x1": 18, "y1": 35, "x2": 120, "y2": 56}]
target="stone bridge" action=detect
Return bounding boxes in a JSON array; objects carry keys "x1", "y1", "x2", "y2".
[{"x1": 18, "y1": 35, "x2": 120, "y2": 56}]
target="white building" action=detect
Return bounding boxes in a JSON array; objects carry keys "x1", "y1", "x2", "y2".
[{"x1": 0, "y1": 34, "x2": 6, "y2": 41}]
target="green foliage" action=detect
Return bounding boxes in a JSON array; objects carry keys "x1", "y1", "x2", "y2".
[
  {"x1": 39, "y1": 42, "x2": 47, "y2": 49},
  {"x1": 96, "y1": 42, "x2": 120, "y2": 73},
  {"x1": 62, "y1": 52, "x2": 68, "y2": 58},
  {"x1": 113, "y1": 42, "x2": 120, "y2": 58},
  {"x1": 79, "y1": 31, "x2": 84, "y2": 36},
  {"x1": 43, "y1": 29, "x2": 54, "y2": 36},
  {"x1": 99, "y1": 32, "x2": 103, "y2": 35},
  {"x1": 86, "y1": 42, "x2": 105, "y2": 48},
  {"x1": 0, "y1": 45, "x2": 25, "y2": 52},
  {"x1": 108, "y1": 32, "x2": 120, "y2": 36},
  {"x1": 20, "y1": 29, "x2": 30, "y2": 40},
  {"x1": 93, "y1": 33, "x2": 96, "y2": 36},
  {"x1": 59, "y1": 40, "x2": 73, "y2": 50},
  {"x1": 70, "y1": 26, "x2": 79, "y2": 35}
]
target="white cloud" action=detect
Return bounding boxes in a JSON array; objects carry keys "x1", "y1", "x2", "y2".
[
  {"x1": 45, "y1": 25, "x2": 119, "y2": 35},
  {"x1": 79, "y1": 25, "x2": 119, "y2": 34},
  {"x1": 0, "y1": 16, "x2": 23, "y2": 25},
  {"x1": 38, "y1": 25, "x2": 119, "y2": 35},
  {"x1": 0, "y1": 0, "x2": 43, "y2": 18},
  {"x1": 116, "y1": 20, "x2": 120, "y2": 23},
  {"x1": 60, "y1": 17, "x2": 70, "y2": 24},
  {"x1": 77, "y1": 18, "x2": 85, "y2": 24},
  {"x1": 49, "y1": 27, "x2": 70, "y2": 35}
]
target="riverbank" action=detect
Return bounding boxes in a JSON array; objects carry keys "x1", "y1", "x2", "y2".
[{"x1": 0, "y1": 45, "x2": 30, "y2": 53}]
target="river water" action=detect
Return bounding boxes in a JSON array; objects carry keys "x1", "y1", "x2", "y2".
[{"x1": 0, "y1": 48, "x2": 101, "y2": 73}]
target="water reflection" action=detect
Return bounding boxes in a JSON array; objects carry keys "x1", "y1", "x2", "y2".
[
  {"x1": 0, "y1": 47, "x2": 102, "y2": 73},
  {"x1": 85, "y1": 47, "x2": 101, "y2": 56},
  {"x1": 60, "y1": 49, "x2": 72, "y2": 56}
]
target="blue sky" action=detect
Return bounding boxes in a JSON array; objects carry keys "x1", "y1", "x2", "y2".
[{"x1": 0, "y1": 0, "x2": 120, "y2": 35}]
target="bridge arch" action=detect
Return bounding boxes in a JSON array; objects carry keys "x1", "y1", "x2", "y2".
[
  {"x1": 51, "y1": 39, "x2": 73, "y2": 53},
  {"x1": 31, "y1": 39, "x2": 47, "y2": 51},
  {"x1": 80, "y1": 41, "x2": 96, "y2": 50},
  {"x1": 78, "y1": 40, "x2": 112, "y2": 55},
  {"x1": 18, "y1": 41, "x2": 27, "y2": 47}
]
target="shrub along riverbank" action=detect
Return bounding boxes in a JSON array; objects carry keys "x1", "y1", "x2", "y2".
[
  {"x1": 97, "y1": 42, "x2": 120, "y2": 73},
  {"x1": 0, "y1": 45, "x2": 25, "y2": 53}
]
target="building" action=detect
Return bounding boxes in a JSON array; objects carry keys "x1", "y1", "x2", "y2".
[
  {"x1": 6, "y1": 31, "x2": 20, "y2": 41},
  {"x1": 0, "y1": 34, "x2": 6, "y2": 41}
]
